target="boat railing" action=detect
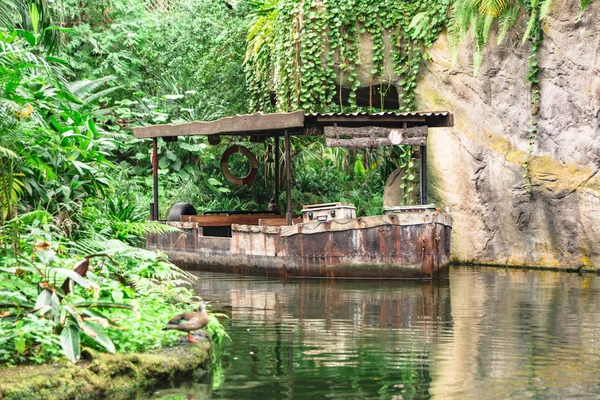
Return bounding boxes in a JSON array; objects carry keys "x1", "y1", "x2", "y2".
[{"x1": 202, "y1": 210, "x2": 279, "y2": 216}]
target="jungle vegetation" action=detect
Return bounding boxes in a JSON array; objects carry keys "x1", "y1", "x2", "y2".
[{"x1": 0, "y1": 0, "x2": 595, "y2": 364}]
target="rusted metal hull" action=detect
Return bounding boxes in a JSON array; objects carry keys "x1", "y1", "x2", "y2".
[{"x1": 147, "y1": 212, "x2": 452, "y2": 279}]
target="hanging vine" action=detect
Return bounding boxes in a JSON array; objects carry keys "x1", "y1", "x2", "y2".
[
  {"x1": 244, "y1": 0, "x2": 589, "y2": 203},
  {"x1": 522, "y1": 0, "x2": 543, "y2": 196},
  {"x1": 245, "y1": 0, "x2": 450, "y2": 114},
  {"x1": 245, "y1": 0, "x2": 449, "y2": 204}
]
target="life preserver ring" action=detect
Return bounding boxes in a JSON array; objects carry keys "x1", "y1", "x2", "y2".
[{"x1": 220, "y1": 145, "x2": 258, "y2": 186}]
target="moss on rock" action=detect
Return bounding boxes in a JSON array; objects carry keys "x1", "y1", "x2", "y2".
[{"x1": 0, "y1": 337, "x2": 211, "y2": 400}]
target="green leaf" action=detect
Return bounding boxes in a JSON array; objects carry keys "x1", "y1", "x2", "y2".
[
  {"x1": 14, "y1": 29, "x2": 36, "y2": 46},
  {"x1": 207, "y1": 177, "x2": 223, "y2": 186},
  {"x1": 111, "y1": 290, "x2": 124, "y2": 303},
  {"x1": 34, "y1": 289, "x2": 53, "y2": 310},
  {"x1": 41, "y1": 26, "x2": 74, "y2": 34},
  {"x1": 408, "y1": 12, "x2": 427, "y2": 31},
  {"x1": 81, "y1": 309, "x2": 120, "y2": 327},
  {"x1": 29, "y1": 4, "x2": 39, "y2": 35},
  {"x1": 75, "y1": 301, "x2": 133, "y2": 309},
  {"x1": 55, "y1": 268, "x2": 97, "y2": 290},
  {"x1": 158, "y1": 156, "x2": 169, "y2": 169},
  {"x1": 83, "y1": 321, "x2": 115, "y2": 353},
  {"x1": 15, "y1": 337, "x2": 26, "y2": 354},
  {"x1": 63, "y1": 305, "x2": 84, "y2": 329},
  {"x1": 59, "y1": 324, "x2": 80, "y2": 362}
]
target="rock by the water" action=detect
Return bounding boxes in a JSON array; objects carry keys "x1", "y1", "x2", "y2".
[{"x1": 415, "y1": 0, "x2": 600, "y2": 269}]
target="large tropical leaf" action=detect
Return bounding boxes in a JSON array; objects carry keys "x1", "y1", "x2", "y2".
[
  {"x1": 54, "y1": 268, "x2": 98, "y2": 290},
  {"x1": 34, "y1": 288, "x2": 53, "y2": 309},
  {"x1": 81, "y1": 308, "x2": 121, "y2": 328},
  {"x1": 59, "y1": 323, "x2": 80, "y2": 362},
  {"x1": 82, "y1": 320, "x2": 116, "y2": 353}
]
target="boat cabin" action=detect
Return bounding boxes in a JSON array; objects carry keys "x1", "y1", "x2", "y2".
[{"x1": 133, "y1": 111, "x2": 454, "y2": 279}]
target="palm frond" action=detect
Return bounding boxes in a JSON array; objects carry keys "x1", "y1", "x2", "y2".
[
  {"x1": 68, "y1": 76, "x2": 119, "y2": 108},
  {"x1": 74, "y1": 85, "x2": 122, "y2": 110},
  {"x1": 0, "y1": 145, "x2": 20, "y2": 161},
  {"x1": 496, "y1": 5, "x2": 520, "y2": 44},
  {"x1": 110, "y1": 221, "x2": 182, "y2": 238},
  {"x1": 539, "y1": 0, "x2": 553, "y2": 20},
  {"x1": 0, "y1": 0, "x2": 27, "y2": 28},
  {"x1": 478, "y1": 0, "x2": 508, "y2": 17},
  {"x1": 69, "y1": 75, "x2": 117, "y2": 97}
]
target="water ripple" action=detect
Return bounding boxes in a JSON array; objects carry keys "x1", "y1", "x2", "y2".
[{"x1": 139, "y1": 267, "x2": 600, "y2": 400}]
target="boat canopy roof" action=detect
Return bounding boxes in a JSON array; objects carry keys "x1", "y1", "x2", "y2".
[{"x1": 132, "y1": 110, "x2": 453, "y2": 139}]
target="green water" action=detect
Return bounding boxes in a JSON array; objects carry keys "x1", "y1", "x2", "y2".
[{"x1": 140, "y1": 267, "x2": 600, "y2": 399}]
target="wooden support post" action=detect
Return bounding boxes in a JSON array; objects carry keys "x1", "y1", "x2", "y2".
[
  {"x1": 420, "y1": 144, "x2": 427, "y2": 205},
  {"x1": 274, "y1": 136, "x2": 280, "y2": 205},
  {"x1": 285, "y1": 130, "x2": 292, "y2": 225},
  {"x1": 152, "y1": 137, "x2": 159, "y2": 221}
]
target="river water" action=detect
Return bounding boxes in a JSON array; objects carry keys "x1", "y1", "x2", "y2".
[{"x1": 144, "y1": 267, "x2": 600, "y2": 399}]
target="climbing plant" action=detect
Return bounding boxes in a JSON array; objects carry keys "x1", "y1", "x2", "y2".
[
  {"x1": 245, "y1": 0, "x2": 450, "y2": 204},
  {"x1": 246, "y1": 0, "x2": 450, "y2": 113},
  {"x1": 522, "y1": 0, "x2": 543, "y2": 195},
  {"x1": 245, "y1": 0, "x2": 597, "y2": 201}
]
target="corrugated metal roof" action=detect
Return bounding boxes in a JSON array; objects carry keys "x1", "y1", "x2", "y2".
[
  {"x1": 306, "y1": 111, "x2": 450, "y2": 117},
  {"x1": 305, "y1": 110, "x2": 453, "y2": 128}
]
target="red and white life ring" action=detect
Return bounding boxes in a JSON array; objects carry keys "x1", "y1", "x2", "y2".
[{"x1": 220, "y1": 145, "x2": 258, "y2": 186}]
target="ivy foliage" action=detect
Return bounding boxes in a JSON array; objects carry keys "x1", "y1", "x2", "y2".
[{"x1": 245, "y1": 0, "x2": 450, "y2": 114}]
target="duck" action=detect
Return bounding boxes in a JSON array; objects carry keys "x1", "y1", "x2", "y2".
[{"x1": 163, "y1": 302, "x2": 209, "y2": 342}]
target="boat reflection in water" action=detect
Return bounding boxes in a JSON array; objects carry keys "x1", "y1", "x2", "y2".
[
  {"x1": 192, "y1": 274, "x2": 452, "y2": 399},
  {"x1": 135, "y1": 268, "x2": 600, "y2": 399}
]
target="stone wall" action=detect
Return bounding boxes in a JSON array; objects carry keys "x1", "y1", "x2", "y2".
[{"x1": 415, "y1": 0, "x2": 600, "y2": 269}]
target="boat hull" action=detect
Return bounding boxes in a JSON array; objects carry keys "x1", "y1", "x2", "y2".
[{"x1": 147, "y1": 212, "x2": 452, "y2": 279}]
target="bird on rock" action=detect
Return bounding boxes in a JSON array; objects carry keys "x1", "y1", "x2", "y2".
[{"x1": 163, "y1": 302, "x2": 209, "y2": 342}]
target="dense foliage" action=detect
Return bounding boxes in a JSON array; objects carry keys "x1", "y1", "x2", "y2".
[
  {"x1": 0, "y1": 213, "x2": 212, "y2": 364},
  {"x1": 1, "y1": 0, "x2": 596, "y2": 365},
  {"x1": 0, "y1": 3, "x2": 227, "y2": 365}
]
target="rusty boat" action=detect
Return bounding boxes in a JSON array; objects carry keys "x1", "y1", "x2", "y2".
[{"x1": 134, "y1": 111, "x2": 453, "y2": 279}]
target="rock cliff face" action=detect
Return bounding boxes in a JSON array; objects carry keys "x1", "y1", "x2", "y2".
[{"x1": 415, "y1": 0, "x2": 600, "y2": 269}]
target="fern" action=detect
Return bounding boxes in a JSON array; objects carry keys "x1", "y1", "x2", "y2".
[
  {"x1": 448, "y1": 0, "x2": 555, "y2": 75},
  {"x1": 68, "y1": 76, "x2": 120, "y2": 110},
  {"x1": 0, "y1": 145, "x2": 19, "y2": 161},
  {"x1": 496, "y1": 5, "x2": 520, "y2": 45},
  {"x1": 539, "y1": 0, "x2": 553, "y2": 19},
  {"x1": 523, "y1": 6, "x2": 539, "y2": 42},
  {"x1": 482, "y1": 14, "x2": 495, "y2": 42},
  {"x1": 110, "y1": 220, "x2": 182, "y2": 238}
]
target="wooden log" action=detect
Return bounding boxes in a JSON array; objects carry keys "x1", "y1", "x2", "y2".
[
  {"x1": 324, "y1": 125, "x2": 428, "y2": 139},
  {"x1": 325, "y1": 136, "x2": 428, "y2": 148}
]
